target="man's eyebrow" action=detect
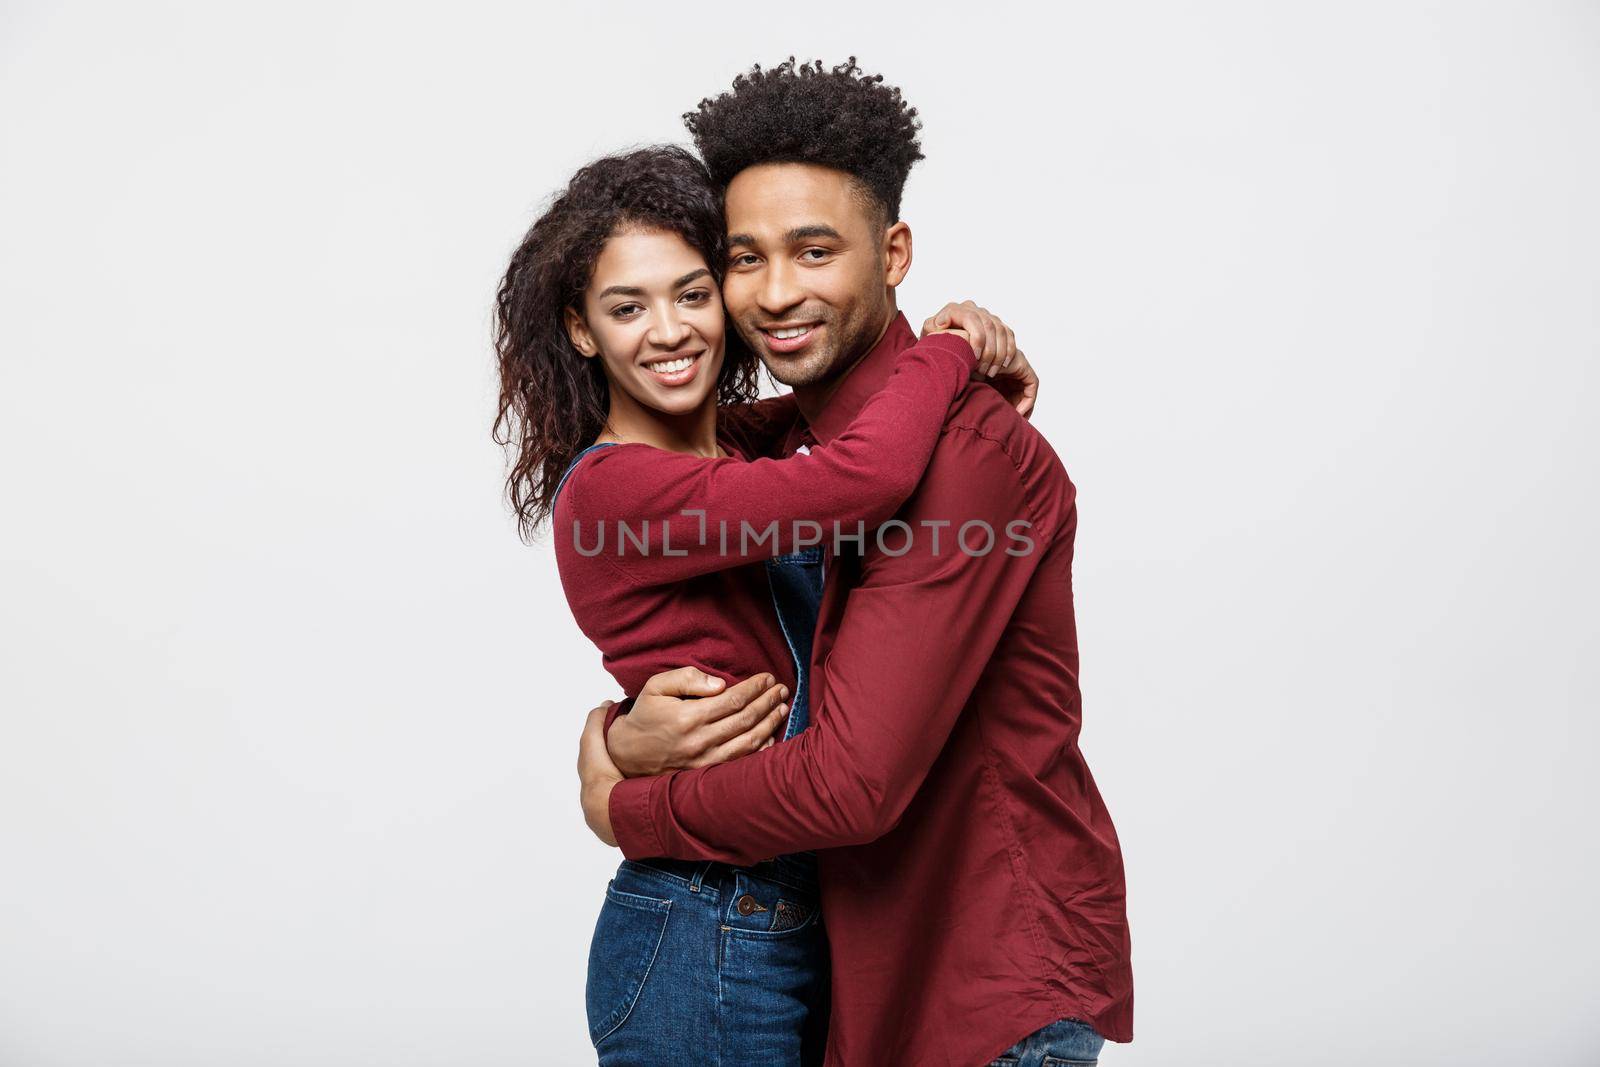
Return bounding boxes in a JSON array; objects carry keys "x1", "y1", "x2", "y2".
[
  {"x1": 726, "y1": 225, "x2": 845, "y2": 250},
  {"x1": 786, "y1": 225, "x2": 844, "y2": 243},
  {"x1": 596, "y1": 269, "x2": 710, "y2": 301}
]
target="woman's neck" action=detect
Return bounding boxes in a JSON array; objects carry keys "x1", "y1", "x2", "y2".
[{"x1": 597, "y1": 391, "x2": 722, "y2": 458}]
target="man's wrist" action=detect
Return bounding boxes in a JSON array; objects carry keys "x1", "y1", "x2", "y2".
[{"x1": 582, "y1": 776, "x2": 620, "y2": 847}]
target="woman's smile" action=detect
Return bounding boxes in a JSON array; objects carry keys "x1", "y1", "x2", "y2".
[{"x1": 642, "y1": 350, "x2": 705, "y2": 387}]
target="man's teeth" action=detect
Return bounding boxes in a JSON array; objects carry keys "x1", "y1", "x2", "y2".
[
  {"x1": 650, "y1": 356, "x2": 696, "y2": 374},
  {"x1": 769, "y1": 326, "x2": 811, "y2": 339}
]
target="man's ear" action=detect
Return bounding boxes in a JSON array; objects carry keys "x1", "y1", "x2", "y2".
[
  {"x1": 564, "y1": 305, "x2": 599, "y2": 358},
  {"x1": 883, "y1": 220, "x2": 912, "y2": 289}
]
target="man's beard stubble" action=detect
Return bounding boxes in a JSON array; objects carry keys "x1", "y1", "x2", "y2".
[{"x1": 736, "y1": 300, "x2": 885, "y2": 391}]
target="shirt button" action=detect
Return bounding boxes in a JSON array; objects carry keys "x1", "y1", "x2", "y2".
[{"x1": 736, "y1": 894, "x2": 760, "y2": 916}]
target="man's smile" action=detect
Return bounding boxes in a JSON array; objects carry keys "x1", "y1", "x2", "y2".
[{"x1": 759, "y1": 322, "x2": 821, "y2": 354}]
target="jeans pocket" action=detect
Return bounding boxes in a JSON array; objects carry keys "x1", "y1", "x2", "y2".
[
  {"x1": 585, "y1": 882, "x2": 672, "y2": 1045},
  {"x1": 994, "y1": 1016, "x2": 1103, "y2": 1066}
]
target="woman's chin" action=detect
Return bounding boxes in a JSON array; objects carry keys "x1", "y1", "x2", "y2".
[{"x1": 649, "y1": 388, "x2": 714, "y2": 417}]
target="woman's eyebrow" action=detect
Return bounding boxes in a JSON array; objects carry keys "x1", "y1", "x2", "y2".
[{"x1": 597, "y1": 268, "x2": 710, "y2": 301}]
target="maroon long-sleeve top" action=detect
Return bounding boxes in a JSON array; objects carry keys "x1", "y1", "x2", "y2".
[
  {"x1": 606, "y1": 312, "x2": 1135, "y2": 1066},
  {"x1": 552, "y1": 330, "x2": 979, "y2": 704}
]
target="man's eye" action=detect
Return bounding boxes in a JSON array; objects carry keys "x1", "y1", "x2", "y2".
[
  {"x1": 801, "y1": 248, "x2": 830, "y2": 261},
  {"x1": 731, "y1": 253, "x2": 759, "y2": 267}
]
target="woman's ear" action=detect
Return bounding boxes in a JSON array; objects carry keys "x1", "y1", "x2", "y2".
[{"x1": 564, "y1": 306, "x2": 599, "y2": 358}]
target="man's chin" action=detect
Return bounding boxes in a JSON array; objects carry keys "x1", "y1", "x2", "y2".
[{"x1": 763, "y1": 350, "x2": 838, "y2": 388}]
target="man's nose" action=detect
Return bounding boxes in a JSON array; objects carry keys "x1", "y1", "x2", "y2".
[{"x1": 757, "y1": 259, "x2": 803, "y2": 315}]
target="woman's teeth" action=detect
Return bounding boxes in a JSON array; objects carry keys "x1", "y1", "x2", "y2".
[{"x1": 650, "y1": 355, "x2": 696, "y2": 374}]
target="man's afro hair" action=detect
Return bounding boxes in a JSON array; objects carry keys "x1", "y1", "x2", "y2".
[{"x1": 683, "y1": 56, "x2": 924, "y2": 226}]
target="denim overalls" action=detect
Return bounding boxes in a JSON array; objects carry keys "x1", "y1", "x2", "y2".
[{"x1": 557, "y1": 443, "x2": 830, "y2": 1065}]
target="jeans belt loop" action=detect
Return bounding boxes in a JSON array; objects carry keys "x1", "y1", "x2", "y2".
[{"x1": 689, "y1": 860, "x2": 715, "y2": 893}]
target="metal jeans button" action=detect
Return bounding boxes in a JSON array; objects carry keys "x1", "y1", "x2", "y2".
[{"x1": 735, "y1": 893, "x2": 766, "y2": 917}]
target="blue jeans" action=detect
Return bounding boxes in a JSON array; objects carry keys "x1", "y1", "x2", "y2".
[
  {"x1": 586, "y1": 547, "x2": 829, "y2": 1061},
  {"x1": 987, "y1": 1016, "x2": 1107, "y2": 1066},
  {"x1": 585, "y1": 853, "x2": 829, "y2": 1064}
]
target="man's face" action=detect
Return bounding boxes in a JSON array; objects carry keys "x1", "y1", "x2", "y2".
[{"x1": 721, "y1": 163, "x2": 898, "y2": 388}]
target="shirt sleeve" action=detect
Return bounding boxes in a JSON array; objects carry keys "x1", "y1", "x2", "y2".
[
  {"x1": 602, "y1": 695, "x2": 635, "y2": 740},
  {"x1": 562, "y1": 332, "x2": 976, "y2": 587},
  {"x1": 606, "y1": 425, "x2": 1053, "y2": 864}
]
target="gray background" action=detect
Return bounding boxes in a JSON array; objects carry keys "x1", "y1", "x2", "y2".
[{"x1": 2, "y1": 2, "x2": 1596, "y2": 1064}]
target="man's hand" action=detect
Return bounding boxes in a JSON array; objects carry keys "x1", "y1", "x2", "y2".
[
  {"x1": 579, "y1": 702, "x2": 623, "y2": 846},
  {"x1": 920, "y1": 300, "x2": 1038, "y2": 418},
  {"x1": 607, "y1": 668, "x2": 790, "y2": 777}
]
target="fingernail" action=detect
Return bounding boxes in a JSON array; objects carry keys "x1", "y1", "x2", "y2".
[
  {"x1": 987, "y1": 365, "x2": 999, "y2": 377},
  {"x1": 778, "y1": 686, "x2": 789, "y2": 699}
]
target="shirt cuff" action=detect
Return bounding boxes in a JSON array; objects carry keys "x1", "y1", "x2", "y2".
[
  {"x1": 918, "y1": 330, "x2": 978, "y2": 372},
  {"x1": 609, "y1": 774, "x2": 666, "y2": 859},
  {"x1": 603, "y1": 695, "x2": 635, "y2": 740}
]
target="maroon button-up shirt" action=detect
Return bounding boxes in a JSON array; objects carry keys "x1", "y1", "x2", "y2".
[{"x1": 609, "y1": 311, "x2": 1134, "y2": 1066}]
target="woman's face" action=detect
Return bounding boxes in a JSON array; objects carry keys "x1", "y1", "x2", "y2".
[{"x1": 565, "y1": 227, "x2": 726, "y2": 419}]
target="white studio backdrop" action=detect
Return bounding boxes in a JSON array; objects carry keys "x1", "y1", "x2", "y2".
[{"x1": 2, "y1": 3, "x2": 1596, "y2": 1064}]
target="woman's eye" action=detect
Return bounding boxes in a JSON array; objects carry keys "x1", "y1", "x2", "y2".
[
  {"x1": 610, "y1": 304, "x2": 641, "y2": 319},
  {"x1": 680, "y1": 289, "x2": 709, "y2": 304}
]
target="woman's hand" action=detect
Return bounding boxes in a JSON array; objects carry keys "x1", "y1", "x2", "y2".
[
  {"x1": 991, "y1": 347, "x2": 1038, "y2": 420},
  {"x1": 606, "y1": 668, "x2": 790, "y2": 777},
  {"x1": 920, "y1": 300, "x2": 1038, "y2": 419}
]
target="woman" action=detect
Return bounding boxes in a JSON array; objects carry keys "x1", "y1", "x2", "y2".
[{"x1": 493, "y1": 145, "x2": 1035, "y2": 1063}]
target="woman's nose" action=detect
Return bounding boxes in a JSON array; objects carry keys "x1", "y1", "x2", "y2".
[{"x1": 648, "y1": 307, "x2": 692, "y2": 348}]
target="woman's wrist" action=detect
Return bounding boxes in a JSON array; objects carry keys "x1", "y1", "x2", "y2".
[
  {"x1": 606, "y1": 716, "x2": 668, "y2": 777},
  {"x1": 923, "y1": 327, "x2": 977, "y2": 371}
]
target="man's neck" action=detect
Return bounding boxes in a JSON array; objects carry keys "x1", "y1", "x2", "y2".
[{"x1": 792, "y1": 299, "x2": 897, "y2": 426}]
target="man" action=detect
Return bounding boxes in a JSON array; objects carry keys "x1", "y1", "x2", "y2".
[{"x1": 577, "y1": 57, "x2": 1133, "y2": 1066}]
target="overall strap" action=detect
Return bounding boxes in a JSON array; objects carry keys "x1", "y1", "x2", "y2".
[{"x1": 552, "y1": 441, "x2": 621, "y2": 506}]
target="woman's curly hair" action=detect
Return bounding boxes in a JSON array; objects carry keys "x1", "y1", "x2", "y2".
[
  {"x1": 684, "y1": 56, "x2": 925, "y2": 226},
  {"x1": 493, "y1": 145, "x2": 760, "y2": 541}
]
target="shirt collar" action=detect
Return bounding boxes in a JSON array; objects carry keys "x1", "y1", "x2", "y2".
[{"x1": 803, "y1": 310, "x2": 919, "y2": 446}]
